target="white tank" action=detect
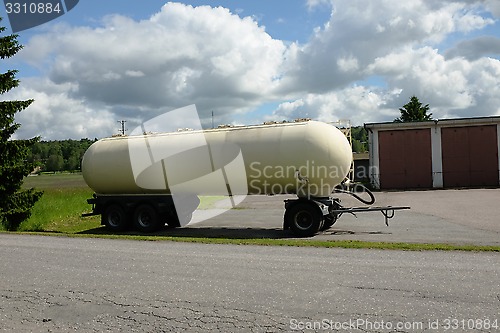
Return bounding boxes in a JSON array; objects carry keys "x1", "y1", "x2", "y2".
[{"x1": 82, "y1": 121, "x2": 352, "y2": 198}]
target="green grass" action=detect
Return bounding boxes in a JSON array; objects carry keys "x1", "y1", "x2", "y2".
[
  {"x1": 18, "y1": 187, "x2": 101, "y2": 233},
  {"x1": 7, "y1": 173, "x2": 500, "y2": 252},
  {"x1": 19, "y1": 174, "x2": 100, "y2": 233},
  {"x1": 197, "y1": 196, "x2": 226, "y2": 209},
  {"x1": 24, "y1": 172, "x2": 89, "y2": 189},
  {"x1": 12, "y1": 232, "x2": 499, "y2": 252}
]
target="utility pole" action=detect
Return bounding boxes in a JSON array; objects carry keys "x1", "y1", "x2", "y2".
[
  {"x1": 212, "y1": 111, "x2": 214, "y2": 129},
  {"x1": 117, "y1": 120, "x2": 127, "y2": 135}
]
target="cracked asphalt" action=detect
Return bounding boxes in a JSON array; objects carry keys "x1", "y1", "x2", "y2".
[{"x1": 1, "y1": 234, "x2": 499, "y2": 332}]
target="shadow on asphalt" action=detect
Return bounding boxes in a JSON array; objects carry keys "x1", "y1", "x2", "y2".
[
  {"x1": 78, "y1": 226, "x2": 294, "y2": 239},
  {"x1": 77, "y1": 226, "x2": 393, "y2": 240}
]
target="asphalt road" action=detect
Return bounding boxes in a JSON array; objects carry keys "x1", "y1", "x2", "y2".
[{"x1": 0, "y1": 234, "x2": 499, "y2": 332}]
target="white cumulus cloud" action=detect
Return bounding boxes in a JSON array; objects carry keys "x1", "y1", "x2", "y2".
[{"x1": 7, "y1": 0, "x2": 500, "y2": 139}]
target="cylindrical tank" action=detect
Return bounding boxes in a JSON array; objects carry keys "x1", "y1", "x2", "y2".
[{"x1": 82, "y1": 121, "x2": 352, "y2": 198}]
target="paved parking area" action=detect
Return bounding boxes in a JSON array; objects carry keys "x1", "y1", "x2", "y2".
[{"x1": 183, "y1": 188, "x2": 500, "y2": 246}]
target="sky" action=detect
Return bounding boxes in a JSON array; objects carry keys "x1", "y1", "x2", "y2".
[{"x1": 1, "y1": 0, "x2": 500, "y2": 140}]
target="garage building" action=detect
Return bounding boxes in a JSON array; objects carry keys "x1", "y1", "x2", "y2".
[{"x1": 364, "y1": 116, "x2": 500, "y2": 189}]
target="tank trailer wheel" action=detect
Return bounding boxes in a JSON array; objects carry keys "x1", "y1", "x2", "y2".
[
  {"x1": 133, "y1": 204, "x2": 160, "y2": 233},
  {"x1": 286, "y1": 202, "x2": 323, "y2": 237},
  {"x1": 320, "y1": 214, "x2": 338, "y2": 231},
  {"x1": 102, "y1": 204, "x2": 129, "y2": 231}
]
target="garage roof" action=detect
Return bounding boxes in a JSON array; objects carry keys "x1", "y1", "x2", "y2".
[{"x1": 364, "y1": 115, "x2": 500, "y2": 130}]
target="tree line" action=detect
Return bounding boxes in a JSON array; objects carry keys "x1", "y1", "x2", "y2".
[
  {"x1": 351, "y1": 126, "x2": 368, "y2": 153},
  {"x1": 27, "y1": 139, "x2": 96, "y2": 173}
]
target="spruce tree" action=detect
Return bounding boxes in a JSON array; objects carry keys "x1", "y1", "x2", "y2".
[
  {"x1": 394, "y1": 96, "x2": 433, "y2": 122},
  {"x1": 0, "y1": 18, "x2": 42, "y2": 231}
]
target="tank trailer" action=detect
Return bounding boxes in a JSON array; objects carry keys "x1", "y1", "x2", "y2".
[{"x1": 82, "y1": 121, "x2": 409, "y2": 237}]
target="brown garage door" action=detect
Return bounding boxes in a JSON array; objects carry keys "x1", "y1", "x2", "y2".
[
  {"x1": 378, "y1": 129, "x2": 432, "y2": 189},
  {"x1": 441, "y1": 125, "x2": 499, "y2": 187}
]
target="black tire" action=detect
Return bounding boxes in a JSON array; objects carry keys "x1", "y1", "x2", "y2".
[
  {"x1": 133, "y1": 204, "x2": 160, "y2": 233},
  {"x1": 102, "y1": 204, "x2": 129, "y2": 231},
  {"x1": 286, "y1": 202, "x2": 323, "y2": 237}
]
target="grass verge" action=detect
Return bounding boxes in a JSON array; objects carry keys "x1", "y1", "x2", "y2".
[
  {"x1": 17, "y1": 187, "x2": 101, "y2": 233},
  {"x1": 7, "y1": 231, "x2": 500, "y2": 252}
]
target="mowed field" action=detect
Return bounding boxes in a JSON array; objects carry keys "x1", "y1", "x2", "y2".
[{"x1": 17, "y1": 173, "x2": 101, "y2": 233}]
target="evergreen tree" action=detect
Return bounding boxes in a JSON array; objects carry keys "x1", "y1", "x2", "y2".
[
  {"x1": 0, "y1": 18, "x2": 42, "y2": 230},
  {"x1": 395, "y1": 96, "x2": 433, "y2": 122}
]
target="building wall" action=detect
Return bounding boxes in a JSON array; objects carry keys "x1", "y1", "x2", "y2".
[
  {"x1": 366, "y1": 117, "x2": 500, "y2": 190},
  {"x1": 430, "y1": 126, "x2": 443, "y2": 188}
]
